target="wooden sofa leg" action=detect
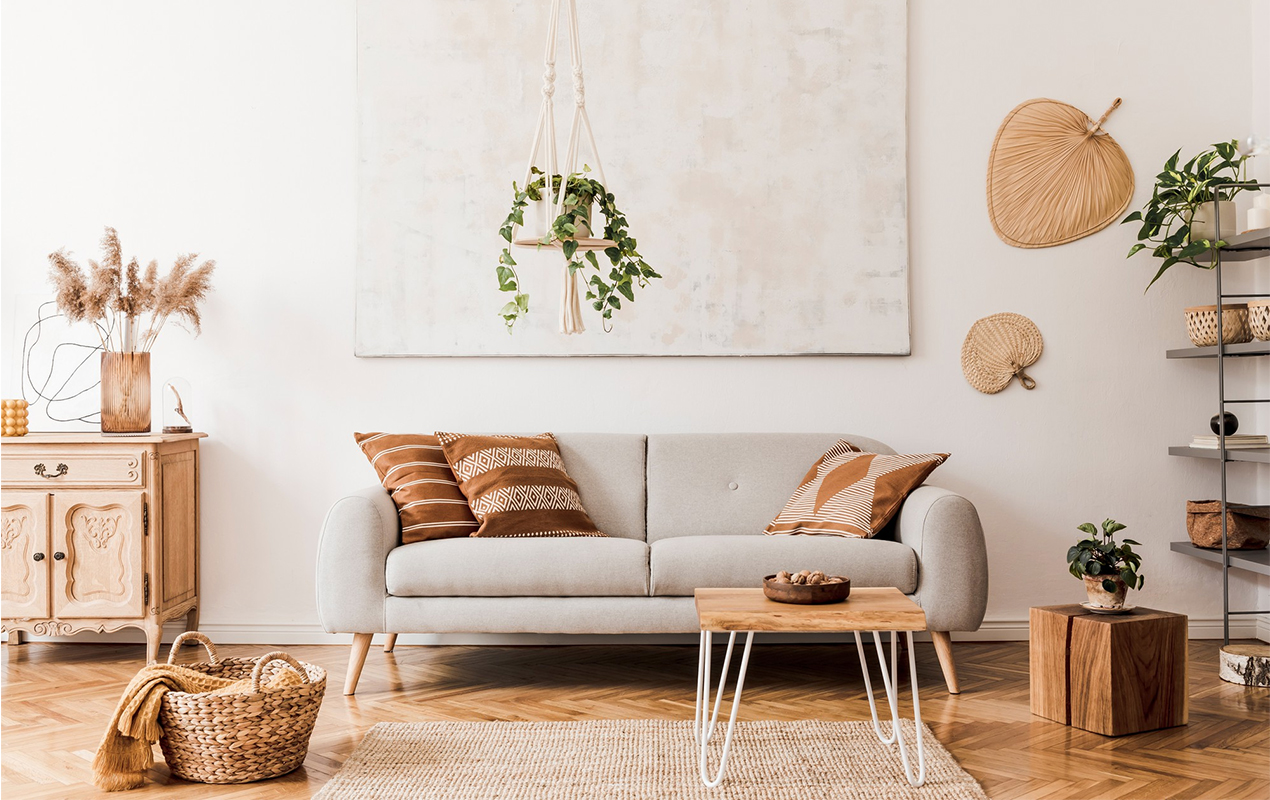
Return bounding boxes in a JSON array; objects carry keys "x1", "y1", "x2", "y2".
[
  {"x1": 930, "y1": 631, "x2": 960, "y2": 694},
  {"x1": 383, "y1": 634, "x2": 398, "y2": 653},
  {"x1": 345, "y1": 633, "x2": 374, "y2": 695}
]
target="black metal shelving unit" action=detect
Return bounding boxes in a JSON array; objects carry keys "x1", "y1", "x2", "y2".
[{"x1": 1165, "y1": 197, "x2": 1270, "y2": 645}]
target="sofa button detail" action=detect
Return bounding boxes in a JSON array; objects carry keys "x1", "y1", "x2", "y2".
[{"x1": 728, "y1": 481, "x2": 739, "y2": 491}]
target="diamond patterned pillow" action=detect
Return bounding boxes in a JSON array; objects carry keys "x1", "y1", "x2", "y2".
[
  {"x1": 765, "y1": 441, "x2": 949, "y2": 538},
  {"x1": 436, "y1": 432, "x2": 604, "y2": 538}
]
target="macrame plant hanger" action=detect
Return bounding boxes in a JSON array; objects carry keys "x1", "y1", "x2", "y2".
[{"x1": 510, "y1": 0, "x2": 614, "y2": 334}]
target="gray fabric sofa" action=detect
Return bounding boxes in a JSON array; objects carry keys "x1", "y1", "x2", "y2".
[{"x1": 317, "y1": 433, "x2": 988, "y2": 695}]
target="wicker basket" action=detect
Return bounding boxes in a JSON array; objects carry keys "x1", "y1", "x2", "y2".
[
  {"x1": 157, "y1": 632, "x2": 326, "y2": 784},
  {"x1": 1249, "y1": 299, "x2": 1270, "y2": 341},
  {"x1": 1186, "y1": 501, "x2": 1270, "y2": 550},
  {"x1": 1184, "y1": 304, "x2": 1252, "y2": 347}
]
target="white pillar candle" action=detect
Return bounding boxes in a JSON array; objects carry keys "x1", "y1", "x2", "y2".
[
  {"x1": 1254, "y1": 193, "x2": 1270, "y2": 211},
  {"x1": 1247, "y1": 206, "x2": 1270, "y2": 231}
]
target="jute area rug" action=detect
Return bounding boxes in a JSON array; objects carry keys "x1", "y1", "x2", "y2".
[{"x1": 314, "y1": 720, "x2": 988, "y2": 800}]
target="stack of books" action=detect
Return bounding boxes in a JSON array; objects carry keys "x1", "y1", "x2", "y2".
[{"x1": 1190, "y1": 434, "x2": 1269, "y2": 449}]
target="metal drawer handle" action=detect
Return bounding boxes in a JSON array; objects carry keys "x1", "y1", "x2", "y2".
[
  {"x1": 32, "y1": 552, "x2": 44, "y2": 562},
  {"x1": 33, "y1": 463, "x2": 68, "y2": 479},
  {"x1": 53, "y1": 552, "x2": 65, "y2": 561}
]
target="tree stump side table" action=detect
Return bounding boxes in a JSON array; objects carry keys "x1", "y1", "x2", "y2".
[{"x1": 1030, "y1": 604, "x2": 1187, "y2": 736}]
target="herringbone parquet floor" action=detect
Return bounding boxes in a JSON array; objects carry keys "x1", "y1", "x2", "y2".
[{"x1": 2, "y1": 638, "x2": 1266, "y2": 800}]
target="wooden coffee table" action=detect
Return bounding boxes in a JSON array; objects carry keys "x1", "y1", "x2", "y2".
[{"x1": 693, "y1": 587, "x2": 928, "y2": 788}]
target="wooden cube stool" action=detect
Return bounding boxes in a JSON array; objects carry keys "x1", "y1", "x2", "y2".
[{"x1": 1030, "y1": 605, "x2": 1187, "y2": 736}]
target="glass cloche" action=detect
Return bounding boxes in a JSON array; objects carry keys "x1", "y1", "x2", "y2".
[{"x1": 162, "y1": 377, "x2": 194, "y2": 434}]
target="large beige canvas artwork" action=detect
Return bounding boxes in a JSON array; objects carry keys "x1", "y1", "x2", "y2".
[{"x1": 356, "y1": 0, "x2": 909, "y2": 356}]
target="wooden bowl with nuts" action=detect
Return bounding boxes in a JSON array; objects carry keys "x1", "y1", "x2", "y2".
[{"x1": 762, "y1": 570, "x2": 851, "y2": 605}]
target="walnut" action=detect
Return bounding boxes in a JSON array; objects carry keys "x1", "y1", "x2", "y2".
[
  {"x1": 809, "y1": 570, "x2": 826, "y2": 585},
  {"x1": 775, "y1": 570, "x2": 792, "y2": 583}
]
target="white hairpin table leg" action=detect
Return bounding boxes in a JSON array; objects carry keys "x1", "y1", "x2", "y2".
[
  {"x1": 696, "y1": 629, "x2": 755, "y2": 788},
  {"x1": 854, "y1": 630, "x2": 926, "y2": 788}
]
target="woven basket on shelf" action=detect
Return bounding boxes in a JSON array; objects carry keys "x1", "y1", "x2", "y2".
[
  {"x1": 158, "y1": 632, "x2": 326, "y2": 785},
  {"x1": 1184, "y1": 304, "x2": 1252, "y2": 347},
  {"x1": 961, "y1": 312, "x2": 1044, "y2": 394},
  {"x1": 1249, "y1": 299, "x2": 1270, "y2": 341}
]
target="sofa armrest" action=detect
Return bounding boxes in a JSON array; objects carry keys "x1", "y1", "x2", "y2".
[
  {"x1": 316, "y1": 486, "x2": 398, "y2": 634},
  {"x1": 897, "y1": 485, "x2": 988, "y2": 632}
]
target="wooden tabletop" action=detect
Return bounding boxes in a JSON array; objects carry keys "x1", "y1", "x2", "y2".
[
  {"x1": 695, "y1": 587, "x2": 926, "y2": 632},
  {"x1": 1031, "y1": 604, "x2": 1185, "y2": 625},
  {"x1": 1, "y1": 431, "x2": 207, "y2": 444}
]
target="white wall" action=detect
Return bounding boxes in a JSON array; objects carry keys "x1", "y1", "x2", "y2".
[{"x1": 3, "y1": 0, "x2": 1267, "y2": 644}]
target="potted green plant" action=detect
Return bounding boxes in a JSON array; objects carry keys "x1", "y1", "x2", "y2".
[
  {"x1": 1122, "y1": 139, "x2": 1251, "y2": 290},
  {"x1": 1066, "y1": 519, "x2": 1145, "y2": 609},
  {"x1": 496, "y1": 166, "x2": 660, "y2": 332}
]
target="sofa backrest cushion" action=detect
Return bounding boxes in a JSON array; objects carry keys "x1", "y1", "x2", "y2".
[
  {"x1": 646, "y1": 433, "x2": 895, "y2": 543},
  {"x1": 553, "y1": 433, "x2": 648, "y2": 541}
]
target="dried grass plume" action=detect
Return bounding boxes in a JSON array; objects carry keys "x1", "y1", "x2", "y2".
[{"x1": 47, "y1": 227, "x2": 216, "y2": 352}]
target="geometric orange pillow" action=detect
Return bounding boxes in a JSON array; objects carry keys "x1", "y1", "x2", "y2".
[{"x1": 765, "y1": 440, "x2": 949, "y2": 538}]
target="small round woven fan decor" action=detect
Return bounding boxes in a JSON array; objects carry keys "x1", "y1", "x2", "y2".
[
  {"x1": 987, "y1": 98, "x2": 1134, "y2": 248},
  {"x1": 961, "y1": 313, "x2": 1044, "y2": 394}
]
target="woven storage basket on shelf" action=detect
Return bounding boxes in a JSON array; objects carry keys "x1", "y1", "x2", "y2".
[
  {"x1": 158, "y1": 632, "x2": 326, "y2": 785},
  {"x1": 961, "y1": 312, "x2": 1044, "y2": 394},
  {"x1": 1249, "y1": 299, "x2": 1270, "y2": 341},
  {"x1": 1184, "y1": 304, "x2": 1252, "y2": 347}
]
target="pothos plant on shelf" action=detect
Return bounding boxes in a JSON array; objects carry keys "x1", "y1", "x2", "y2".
[
  {"x1": 496, "y1": 166, "x2": 660, "y2": 332},
  {"x1": 1122, "y1": 139, "x2": 1251, "y2": 290},
  {"x1": 1066, "y1": 519, "x2": 1145, "y2": 610}
]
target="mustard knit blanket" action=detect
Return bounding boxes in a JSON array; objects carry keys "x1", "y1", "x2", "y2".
[{"x1": 92, "y1": 662, "x2": 302, "y2": 791}]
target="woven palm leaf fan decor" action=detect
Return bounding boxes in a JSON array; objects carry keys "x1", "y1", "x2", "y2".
[
  {"x1": 987, "y1": 98, "x2": 1134, "y2": 248},
  {"x1": 961, "y1": 313, "x2": 1044, "y2": 394}
]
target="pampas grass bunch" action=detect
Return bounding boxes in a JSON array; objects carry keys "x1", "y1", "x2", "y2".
[{"x1": 47, "y1": 227, "x2": 215, "y2": 352}]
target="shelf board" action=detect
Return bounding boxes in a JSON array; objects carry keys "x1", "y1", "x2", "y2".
[
  {"x1": 1202, "y1": 228, "x2": 1270, "y2": 262},
  {"x1": 1168, "y1": 445, "x2": 1270, "y2": 463},
  {"x1": 1166, "y1": 340, "x2": 1270, "y2": 359},
  {"x1": 1170, "y1": 541, "x2": 1270, "y2": 576}
]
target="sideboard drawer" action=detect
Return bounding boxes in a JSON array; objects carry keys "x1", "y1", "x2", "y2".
[{"x1": 2, "y1": 451, "x2": 145, "y2": 488}]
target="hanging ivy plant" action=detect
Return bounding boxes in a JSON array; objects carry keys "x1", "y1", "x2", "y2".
[{"x1": 496, "y1": 166, "x2": 661, "y2": 332}]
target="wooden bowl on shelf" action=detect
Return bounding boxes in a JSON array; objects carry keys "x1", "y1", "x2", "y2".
[{"x1": 762, "y1": 574, "x2": 851, "y2": 605}]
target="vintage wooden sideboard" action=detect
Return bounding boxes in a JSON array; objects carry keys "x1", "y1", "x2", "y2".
[{"x1": 1, "y1": 432, "x2": 204, "y2": 662}]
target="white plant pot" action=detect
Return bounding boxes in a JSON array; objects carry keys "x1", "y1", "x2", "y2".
[
  {"x1": 1188, "y1": 200, "x2": 1238, "y2": 241},
  {"x1": 522, "y1": 195, "x2": 594, "y2": 241}
]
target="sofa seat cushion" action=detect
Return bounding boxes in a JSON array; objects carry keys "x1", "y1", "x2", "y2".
[
  {"x1": 386, "y1": 537, "x2": 649, "y2": 597},
  {"x1": 649, "y1": 535, "x2": 917, "y2": 597}
]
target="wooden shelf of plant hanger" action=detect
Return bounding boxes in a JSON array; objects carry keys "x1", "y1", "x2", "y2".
[
  {"x1": 1189, "y1": 228, "x2": 1270, "y2": 262},
  {"x1": 1170, "y1": 541, "x2": 1270, "y2": 576},
  {"x1": 1168, "y1": 446, "x2": 1270, "y2": 463},
  {"x1": 512, "y1": 237, "x2": 617, "y2": 251}
]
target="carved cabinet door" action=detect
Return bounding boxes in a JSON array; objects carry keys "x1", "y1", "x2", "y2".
[
  {"x1": 50, "y1": 491, "x2": 145, "y2": 618},
  {"x1": 1, "y1": 492, "x2": 50, "y2": 619}
]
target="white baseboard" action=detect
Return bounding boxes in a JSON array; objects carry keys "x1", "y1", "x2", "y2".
[{"x1": 4, "y1": 616, "x2": 1267, "y2": 646}]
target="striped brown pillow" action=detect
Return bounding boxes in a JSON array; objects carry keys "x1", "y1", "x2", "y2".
[
  {"x1": 765, "y1": 441, "x2": 949, "y2": 538},
  {"x1": 354, "y1": 433, "x2": 480, "y2": 543},
  {"x1": 436, "y1": 432, "x2": 604, "y2": 538}
]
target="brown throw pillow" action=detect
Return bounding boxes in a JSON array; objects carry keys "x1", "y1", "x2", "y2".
[
  {"x1": 354, "y1": 433, "x2": 480, "y2": 543},
  {"x1": 436, "y1": 432, "x2": 604, "y2": 538},
  {"x1": 765, "y1": 440, "x2": 949, "y2": 538}
]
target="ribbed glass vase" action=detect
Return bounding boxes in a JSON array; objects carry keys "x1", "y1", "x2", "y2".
[{"x1": 100, "y1": 352, "x2": 151, "y2": 433}]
